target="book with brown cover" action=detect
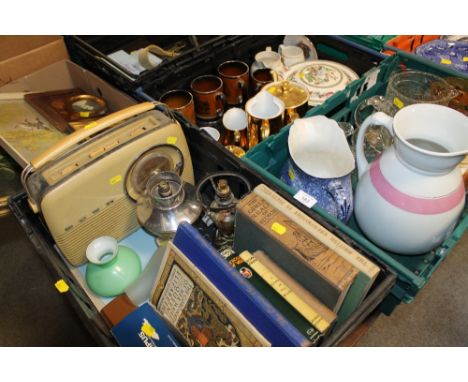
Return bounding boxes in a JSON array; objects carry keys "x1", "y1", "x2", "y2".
[
  {"x1": 101, "y1": 293, "x2": 138, "y2": 328},
  {"x1": 253, "y1": 184, "x2": 380, "y2": 326},
  {"x1": 234, "y1": 192, "x2": 358, "y2": 312}
]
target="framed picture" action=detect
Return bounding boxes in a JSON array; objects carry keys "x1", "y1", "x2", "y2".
[{"x1": 0, "y1": 93, "x2": 65, "y2": 167}]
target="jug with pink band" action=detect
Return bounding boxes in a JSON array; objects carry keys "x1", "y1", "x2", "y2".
[{"x1": 354, "y1": 103, "x2": 468, "y2": 254}]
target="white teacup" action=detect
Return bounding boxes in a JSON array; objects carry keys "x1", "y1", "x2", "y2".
[{"x1": 279, "y1": 44, "x2": 305, "y2": 68}]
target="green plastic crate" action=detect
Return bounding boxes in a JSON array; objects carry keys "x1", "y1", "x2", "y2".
[
  {"x1": 342, "y1": 35, "x2": 396, "y2": 52},
  {"x1": 243, "y1": 51, "x2": 468, "y2": 313}
]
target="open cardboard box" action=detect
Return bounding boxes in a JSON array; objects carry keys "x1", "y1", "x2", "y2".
[
  {"x1": 0, "y1": 36, "x2": 142, "y2": 319},
  {"x1": 0, "y1": 36, "x2": 136, "y2": 167},
  {"x1": 0, "y1": 36, "x2": 68, "y2": 85}
]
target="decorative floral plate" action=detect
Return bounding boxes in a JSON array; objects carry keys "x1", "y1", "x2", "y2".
[{"x1": 285, "y1": 60, "x2": 358, "y2": 106}]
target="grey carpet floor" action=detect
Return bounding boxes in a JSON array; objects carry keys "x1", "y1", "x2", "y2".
[
  {"x1": 0, "y1": 213, "x2": 97, "y2": 346},
  {"x1": 357, "y1": 234, "x2": 468, "y2": 347}
]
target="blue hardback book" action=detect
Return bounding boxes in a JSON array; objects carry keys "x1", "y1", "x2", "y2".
[
  {"x1": 173, "y1": 223, "x2": 312, "y2": 346},
  {"x1": 111, "y1": 303, "x2": 181, "y2": 347}
]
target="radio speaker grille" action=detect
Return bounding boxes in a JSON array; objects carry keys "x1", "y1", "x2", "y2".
[{"x1": 55, "y1": 197, "x2": 140, "y2": 266}]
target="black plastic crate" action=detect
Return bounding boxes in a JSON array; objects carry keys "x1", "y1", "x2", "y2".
[
  {"x1": 65, "y1": 35, "x2": 385, "y2": 100},
  {"x1": 9, "y1": 111, "x2": 396, "y2": 347},
  {"x1": 136, "y1": 35, "x2": 385, "y2": 102},
  {"x1": 66, "y1": 35, "x2": 232, "y2": 95}
]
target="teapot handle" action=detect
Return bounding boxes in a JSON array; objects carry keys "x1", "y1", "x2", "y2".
[{"x1": 356, "y1": 111, "x2": 394, "y2": 178}]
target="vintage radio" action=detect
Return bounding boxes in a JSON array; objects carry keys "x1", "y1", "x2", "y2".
[{"x1": 22, "y1": 102, "x2": 194, "y2": 266}]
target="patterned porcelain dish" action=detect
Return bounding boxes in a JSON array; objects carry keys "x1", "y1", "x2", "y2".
[
  {"x1": 285, "y1": 60, "x2": 358, "y2": 106},
  {"x1": 280, "y1": 158, "x2": 354, "y2": 223},
  {"x1": 416, "y1": 40, "x2": 468, "y2": 74}
]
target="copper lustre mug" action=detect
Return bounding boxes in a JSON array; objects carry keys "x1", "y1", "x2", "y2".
[
  {"x1": 190, "y1": 75, "x2": 226, "y2": 120},
  {"x1": 159, "y1": 89, "x2": 196, "y2": 124},
  {"x1": 251, "y1": 68, "x2": 275, "y2": 94},
  {"x1": 217, "y1": 60, "x2": 250, "y2": 106}
]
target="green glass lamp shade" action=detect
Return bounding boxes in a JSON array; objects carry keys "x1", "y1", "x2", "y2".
[{"x1": 85, "y1": 236, "x2": 142, "y2": 297}]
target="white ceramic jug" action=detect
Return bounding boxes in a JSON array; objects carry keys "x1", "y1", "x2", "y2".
[{"x1": 354, "y1": 103, "x2": 468, "y2": 254}]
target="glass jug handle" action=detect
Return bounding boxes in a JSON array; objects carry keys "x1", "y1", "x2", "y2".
[{"x1": 355, "y1": 112, "x2": 394, "y2": 178}]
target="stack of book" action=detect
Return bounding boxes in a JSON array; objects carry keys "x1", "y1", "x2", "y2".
[
  {"x1": 137, "y1": 184, "x2": 380, "y2": 347},
  {"x1": 234, "y1": 184, "x2": 380, "y2": 329}
]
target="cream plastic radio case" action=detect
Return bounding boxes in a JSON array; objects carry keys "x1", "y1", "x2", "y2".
[{"x1": 22, "y1": 103, "x2": 194, "y2": 266}]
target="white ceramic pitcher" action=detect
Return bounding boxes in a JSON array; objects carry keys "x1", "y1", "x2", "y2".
[{"x1": 354, "y1": 103, "x2": 468, "y2": 254}]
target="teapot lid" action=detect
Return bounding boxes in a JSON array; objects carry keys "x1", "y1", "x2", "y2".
[{"x1": 264, "y1": 80, "x2": 309, "y2": 108}]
